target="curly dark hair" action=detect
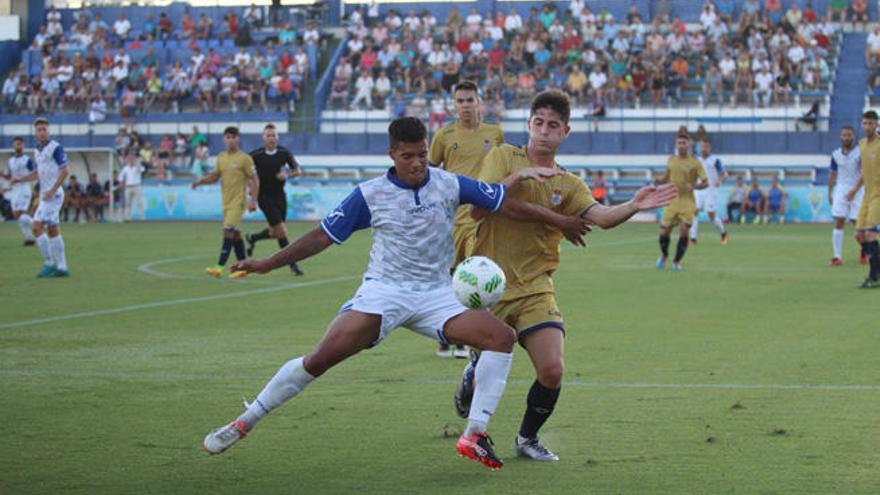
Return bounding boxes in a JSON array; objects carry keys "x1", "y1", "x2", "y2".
[
  {"x1": 530, "y1": 90, "x2": 570, "y2": 124},
  {"x1": 388, "y1": 116, "x2": 427, "y2": 148}
]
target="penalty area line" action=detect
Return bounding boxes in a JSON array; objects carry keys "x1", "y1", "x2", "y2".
[{"x1": 0, "y1": 275, "x2": 358, "y2": 330}]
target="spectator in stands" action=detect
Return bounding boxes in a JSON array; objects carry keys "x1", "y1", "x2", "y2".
[
  {"x1": 795, "y1": 101, "x2": 821, "y2": 132},
  {"x1": 350, "y1": 71, "x2": 374, "y2": 109},
  {"x1": 704, "y1": 62, "x2": 723, "y2": 105},
  {"x1": 113, "y1": 13, "x2": 132, "y2": 42},
  {"x1": 649, "y1": 68, "x2": 665, "y2": 105},
  {"x1": 653, "y1": 0, "x2": 672, "y2": 23},
  {"x1": 62, "y1": 175, "x2": 85, "y2": 223},
  {"x1": 158, "y1": 12, "x2": 173, "y2": 41},
  {"x1": 407, "y1": 88, "x2": 427, "y2": 118},
  {"x1": 428, "y1": 91, "x2": 448, "y2": 130},
  {"x1": 851, "y1": 0, "x2": 868, "y2": 30},
  {"x1": 244, "y1": 3, "x2": 263, "y2": 29},
  {"x1": 192, "y1": 141, "x2": 211, "y2": 177},
  {"x1": 774, "y1": 67, "x2": 792, "y2": 106},
  {"x1": 766, "y1": 176, "x2": 788, "y2": 223},
  {"x1": 174, "y1": 132, "x2": 190, "y2": 169},
  {"x1": 592, "y1": 170, "x2": 608, "y2": 205},
  {"x1": 88, "y1": 96, "x2": 107, "y2": 125},
  {"x1": 727, "y1": 176, "x2": 746, "y2": 223},
  {"x1": 374, "y1": 70, "x2": 391, "y2": 108},
  {"x1": 328, "y1": 71, "x2": 350, "y2": 109},
  {"x1": 197, "y1": 73, "x2": 218, "y2": 111},
  {"x1": 157, "y1": 134, "x2": 174, "y2": 178},
  {"x1": 566, "y1": 64, "x2": 588, "y2": 103},
  {"x1": 388, "y1": 90, "x2": 406, "y2": 118},
  {"x1": 753, "y1": 66, "x2": 774, "y2": 107},
  {"x1": 829, "y1": 0, "x2": 849, "y2": 23},
  {"x1": 139, "y1": 141, "x2": 154, "y2": 172},
  {"x1": 744, "y1": 178, "x2": 766, "y2": 223},
  {"x1": 85, "y1": 173, "x2": 106, "y2": 222}
]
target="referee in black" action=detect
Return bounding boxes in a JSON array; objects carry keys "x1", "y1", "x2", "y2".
[{"x1": 245, "y1": 123, "x2": 304, "y2": 275}]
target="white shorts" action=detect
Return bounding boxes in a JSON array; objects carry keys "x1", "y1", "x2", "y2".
[
  {"x1": 695, "y1": 188, "x2": 718, "y2": 213},
  {"x1": 34, "y1": 191, "x2": 64, "y2": 225},
  {"x1": 339, "y1": 278, "x2": 468, "y2": 346},
  {"x1": 831, "y1": 186, "x2": 864, "y2": 221},
  {"x1": 10, "y1": 187, "x2": 32, "y2": 212}
]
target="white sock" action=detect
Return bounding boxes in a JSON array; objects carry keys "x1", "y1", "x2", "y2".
[
  {"x1": 688, "y1": 220, "x2": 698, "y2": 240},
  {"x1": 832, "y1": 228, "x2": 844, "y2": 259},
  {"x1": 465, "y1": 350, "x2": 512, "y2": 436},
  {"x1": 18, "y1": 214, "x2": 35, "y2": 241},
  {"x1": 239, "y1": 357, "x2": 315, "y2": 429},
  {"x1": 713, "y1": 216, "x2": 726, "y2": 235},
  {"x1": 37, "y1": 234, "x2": 52, "y2": 265},
  {"x1": 49, "y1": 235, "x2": 68, "y2": 271}
]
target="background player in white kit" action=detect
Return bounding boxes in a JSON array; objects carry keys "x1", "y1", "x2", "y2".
[
  {"x1": 2, "y1": 137, "x2": 37, "y2": 246},
  {"x1": 828, "y1": 126, "x2": 865, "y2": 266},
  {"x1": 689, "y1": 138, "x2": 729, "y2": 245},
  {"x1": 10, "y1": 118, "x2": 70, "y2": 277}
]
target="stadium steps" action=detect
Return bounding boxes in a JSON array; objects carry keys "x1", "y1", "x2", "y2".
[{"x1": 829, "y1": 32, "x2": 868, "y2": 130}]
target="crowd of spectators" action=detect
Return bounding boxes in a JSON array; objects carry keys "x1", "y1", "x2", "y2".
[
  {"x1": 1, "y1": 4, "x2": 325, "y2": 117},
  {"x1": 113, "y1": 125, "x2": 211, "y2": 179},
  {"x1": 331, "y1": 0, "x2": 843, "y2": 120}
]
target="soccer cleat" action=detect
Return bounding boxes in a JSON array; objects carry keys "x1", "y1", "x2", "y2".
[
  {"x1": 203, "y1": 419, "x2": 249, "y2": 455},
  {"x1": 857, "y1": 278, "x2": 880, "y2": 289},
  {"x1": 671, "y1": 262, "x2": 683, "y2": 271},
  {"x1": 829, "y1": 258, "x2": 843, "y2": 267},
  {"x1": 457, "y1": 432, "x2": 503, "y2": 470},
  {"x1": 453, "y1": 345, "x2": 469, "y2": 359},
  {"x1": 205, "y1": 266, "x2": 223, "y2": 278},
  {"x1": 23, "y1": 239, "x2": 36, "y2": 246},
  {"x1": 860, "y1": 253, "x2": 868, "y2": 265},
  {"x1": 720, "y1": 233, "x2": 729, "y2": 245},
  {"x1": 291, "y1": 264, "x2": 304, "y2": 276},
  {"x1": 52, "y1": 268, "x2": 70, "y2": 278},
  {"x1": 688, "y1": 238, "x2": 697, "y2": 246},
  {"x1": 655, "y1": 257, "x2": 666, "y2": 270},
  {"x1": 36, "y1": 265, "x2": 56, "y2": 278},
  {"x1": 229, "y1": 270, "x2": 248, "y2": 279},
  {"x1": 436, "y1": 344, "x2": 453, "y2": 358},
  {"x1": 245, "y1": 233, "x2": 256, "y2": 257},
  {"x1": 515, "y1": 436, "x2": 559, "y2": 462},
  {"x1": 454, "y1": 354, "x2": 477, "y2": 418}
]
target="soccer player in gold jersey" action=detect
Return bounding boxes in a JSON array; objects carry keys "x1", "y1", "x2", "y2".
[
  {"x1": 430, "y1": 80, "x2": 505, "y2": 358},
  {"x1": 454, "y1": 90, "x2": 676, "y2": 461},
  {"x1": 847, "y1": 110, "x2": 880, "y2": 288},
  {"x1": 191, "y1": 126, "x2": 259, "y2": 278},
  {"x1": 655, "y1": 133, "x2": 708, "y2": 271}
]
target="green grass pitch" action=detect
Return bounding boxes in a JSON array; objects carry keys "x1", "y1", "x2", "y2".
[{"x1": 1, "y1": 221, "x2": 878, "y2": 494}]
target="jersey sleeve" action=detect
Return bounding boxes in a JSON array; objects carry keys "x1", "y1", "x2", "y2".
[
  {"x1": 428, "y1": 130, "x2": 445, "y2": 167},
  {"x1": 244, "y1": 154, "x2": 256, "y2": 177},
  {"x1": 285, "y1": 150, "x2": 300, "y2": 171},
  {"x1": 457, "y1": 174, "x2": 505, "y2": 212},
  {"x1": 26, "y1": 157, "x2": 36, "y2": 171},
  {"x1": 494, "y1": 127, "x2": 505, "y2": 146},
  {"x1": 714, "y1": 158, "x2": 724, "y2": 173},
  {"x1": 53, "y1": 145, "x2": 68, "y2": 168},
  {"x1": 320, "y1": 187, "x2": 372, "y2": 244},
  {"x1": 561, "y1": 175, "x2": 596, "y2": 217},
  {"x1": 695, "y1": 159, "x2": 708, "y2": 180},
  {"x1": 475, "y1": 145, "x2": 511, "y2": 184}
]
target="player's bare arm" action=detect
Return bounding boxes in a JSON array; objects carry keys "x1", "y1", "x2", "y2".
[
  {"x1": 828, "y1": 168, "x2": 837, "y2": 204},
  {"x1": 191, "y1": 171, "x2": 220, "y2": 189},
  {"x1": 584, "y1": 183, "x2": 677, "y2": 229},
  {"x1": 654, "y1": 170, "x2": 670, "y2": 185},
  {"x1": 232, "y1": 227, "x2": 333, "y2": 274},
  {"x1": 247, "y1": 174, "x2": 259, "y2": 212},
  {"x1": 45, "y1": 166, "x2": 68, "y2": 200},
  {"x1": 846, "y1": 176, "x2": 863, "y2": 202},
  {"x1": 694, "y1": 178, "x2": 709, "y2": 190},
  {"x1": 10, "y1": 169, "x2": 38, "y2": 184}
]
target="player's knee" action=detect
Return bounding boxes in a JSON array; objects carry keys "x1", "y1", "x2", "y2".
[
  {"x1": 480, "y1": 324, "x2": 515, "y2": 353},
  {"x1": 537, "y1": 361, "x2": 564, "y2": 388}
]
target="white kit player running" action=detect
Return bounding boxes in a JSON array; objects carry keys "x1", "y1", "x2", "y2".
[
  {"x1": 689, "y1": 138, "x2": 729, "y2": 245},
  {"x1": 828, "y1": 126, "x2": 865, "y2": 266},
  {"x1": 201, "y1": 117, "x2": 589, "y2": 470},
  {"x1": 11, "y1": 118, "x2": 70, "y2": 277},
  {"x1": 3, "y1": 137, "x2": 37, "y2": 246}
]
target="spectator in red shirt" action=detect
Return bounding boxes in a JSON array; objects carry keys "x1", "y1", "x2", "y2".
[
  {"x1": 359, "y1": 45, "x2": 377, "y2": 72},
  {"x1": 279, "y1": 51, "x2": 293, "y2": 71},
  {"x1": 456, "y1": 37, "x2": 471, "y2": 55},
  {"x1": 158, "y1": 12, "x2": 173, "y2": 41},
  {"x1": 802, "y1": 4, "x2": 817, "y2": 23},
  {"x1": 181, "y1": 12, "x2": 197, "y2": 39},
  {"x1": 224, "y1": 10, "x2": 239, "y2": 37},
  {"x1": 488, "y1": 42, "x2": 505, "y2": 71}
]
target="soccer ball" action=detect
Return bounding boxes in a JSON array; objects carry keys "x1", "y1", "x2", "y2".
[{"x1": 452, "y1": 256, "x2": 507, "y2": 309}]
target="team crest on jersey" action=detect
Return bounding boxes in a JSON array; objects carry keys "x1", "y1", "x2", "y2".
[
  {"x1": 551, "y1": 190, "x2": 563, "y2": 206},
  {"x1": 483, "y1": 140, "x2": 491, "y2": 150}
]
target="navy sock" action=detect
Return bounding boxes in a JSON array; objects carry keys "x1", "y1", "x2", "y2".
[
  {"x1": 674, "y1": 236, "x2": 689, "y2": 262},
  {"x1": 659, "y1": 236, "x2": 670, "y2": 258},
  {"x1": 519, "y1": 380, "x2": 561, "y2": 439},
  {"x1": 277, "y1": 236, "x2": 289, "y2": 249},
  {"x1": 233, "y1": 239, "x2": 246, "y2": 261},
  {"x1": 252, "y1": 228, "x2": 271, "y2": 242},
  {"x1": 218, "y1": 237, "x2": 233, "y2": 266},
  {"x1": 869, "y1": 241, "x2": 880, "y2": 281}
]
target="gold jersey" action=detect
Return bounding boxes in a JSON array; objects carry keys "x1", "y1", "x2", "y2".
[
  {"x1": 473, "y1": 144, "x2": 595, "y2": 301},
  {"x1": 665, "y1": 154, "x2": 706, "y2": 209},
  {"x1": 216, "y1": 150, "x2": 256, "y2": 209},
  {"x1": 859, "y1": 137, "x2": 880, "y2": 201},
  {"x1": 429, "y1": 121, "x2": 505, "y2": 226}
]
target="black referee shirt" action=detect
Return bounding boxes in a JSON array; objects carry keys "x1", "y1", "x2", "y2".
[{"x1": 250, "y1": 146, "x2": 299, "y2": 200}]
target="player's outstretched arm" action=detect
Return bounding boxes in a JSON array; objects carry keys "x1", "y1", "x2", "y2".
[
  {"x1": 694, "y1": 178, "x2": 709, "y2": 190},
  {"x1": 191, "y1": 171, "x2": 220, "y2": 189},
  {"x1": 231, "y1": 227, "x2": 333, "y2": 274},
  {"x1": 499, "y1": 198, "x2": 591, "y2": 246},
  {"x1": 584, "y1": 183, "x2": 677, "y2": 229},
  {"x1": 246, "y1": 174, "x2": 259, "y2": 212}
]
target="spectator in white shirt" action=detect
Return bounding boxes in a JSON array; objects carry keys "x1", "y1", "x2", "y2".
[
  {"x1": 699, "y1": 5, "x2": 717, "y2": 30},
  {"x1": 350, "y1": 72, "x2": 374, "y2": 109},
  {"x1": 505, "y1": 8, "x2": 523, "y2": 33},
  {"x1": 113, "y1": 48, "x2": 131, "y2": 69},
  {"x1": 589, "y1": 67, "x2": 607, "y2": 97},
  {"x1": 787, "y1": 44, "x2": 806, "y2": 73},
  {"x1": 403, "y1": 11, "x2": 421, "y2": 32},
  {"x1": 113, "y1": 13, "x2": 132, "y2": 40},
  {"x1": 465, "y1": 7, "x2": 482, "y2": 37},
  {"x1": 868, "y1": 26, "x2": 880, "y2": 65},
  {"x1": 234, "y1": 47, "x2": 252, "y2": 67},
  {"x1": 753, "y1": 67, "x2": 774, "y2": 106},
  {"x1": 88, "y1": 96, "x2": 107, "y2": 124},
  {"x1": 118, "y1": 153, "x2": 146, "y2": 221},
  {"x1": 374, "y1": 70, "x2": 391, "y2": 107}
]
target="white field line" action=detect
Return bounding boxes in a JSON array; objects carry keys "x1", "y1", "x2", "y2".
[
  {"x1": 137, "y1": 255, "x2": 286, "y2": 285},
  {"x1": 0, "y1": 275, "x2": 358, "y2": 330},
  {"x1": 0, "y1": 368, "x2": 877, "y2": 392}
]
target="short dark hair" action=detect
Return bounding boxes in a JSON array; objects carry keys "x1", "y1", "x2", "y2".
[
  {"x1": 530, "y1": 90, "x2": 571, "y2": 124},
  {"x1": 12, "y1": 136, "x2": 23, "y2": 143},
  {"x1": 264, "y1": 123, "x2": 276, "y2": 131},
  {"x1": 842, "y1": 125, "x2": 855, "y2": 132},
  {"x1": 863, "y1": 110, "x2": 878, "y2": 121},
  {"x1": 454, "y1": 80, "x2": 479, "y2": 94},
  {"x1": 223, "y1": 126, "x2": 240, "y2": 137},
  {"x1": 676, "y1": 132, "x2": 691, "y2": 141},
  {"x1": 33, "y1": 117, "x2": 49, "y2": 127},
  {"x1": 388, "y1": 117, "x2": 427, "y2": 148}
]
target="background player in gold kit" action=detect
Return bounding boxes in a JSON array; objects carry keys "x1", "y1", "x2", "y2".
[
  {"x1": 454, "y1": 90, "x2": 676, "y2": 461},
  {"x1": 655, "y1": 133, "x2": 708, "y2": 271},
  {"x1": 191, "y1": 126, "x2": 259, "y2": 278},
  {"x1": 429, "y1": 80, "x2": 504, "y2": 358},
  {"x1": 848, "y1": 110, "x2": 880, "y2": 288}
]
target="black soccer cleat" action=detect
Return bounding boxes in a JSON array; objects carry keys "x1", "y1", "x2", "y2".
[
  {"x1": 23, "y1": 239, "x2": 36, "y2": 246},
  {"x1": 290, "y1": 264, "x2": 304, "y2": 276},
  {"x1": 245, "y1": 233, "x2": 256, "y2": 257}
]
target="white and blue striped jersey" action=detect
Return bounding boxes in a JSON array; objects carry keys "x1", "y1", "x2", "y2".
[
  {"x1": 830, "y1": 146, "x2": 861, "y2": 191},
  {"x1": 7, "y1": 153, "x2": 36, "y2": 194},
  {"x1": 34, "y1": 140, "x2": 68, "y2": 199},
  {"x1": 698, "y1": 154, "x2": 725, "y2": 188},
  {"x1": 321, "y1": 167, "x2": 506, "y2": 291}
]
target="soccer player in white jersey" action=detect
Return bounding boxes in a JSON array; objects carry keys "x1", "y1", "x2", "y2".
[
  {"x1": 2, "y1": 137, "x2": 37, "y2": 246},
  {"x1": 688, "y1": 138, "x2": 729, "y2": 245},
  {"x1": 201, "y1": 117, "x2": 590, "y2": 470},
  {"x1": 10, "y1": 118, "x2": 70, "y2": 277},
  {"x1": 828, "y1": 126, "x2": 865, "y2": 266}
]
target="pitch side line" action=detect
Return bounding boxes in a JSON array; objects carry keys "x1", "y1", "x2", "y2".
[
  {"x1": 0, "y1": 275, "x2": 358, "y2": 330},
  {"x1": 137, "y1": 255, "x2": 286, "y2": 285},
  {"x1": 0, "y1": 369, "x2": 877, "y2": 392}
]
